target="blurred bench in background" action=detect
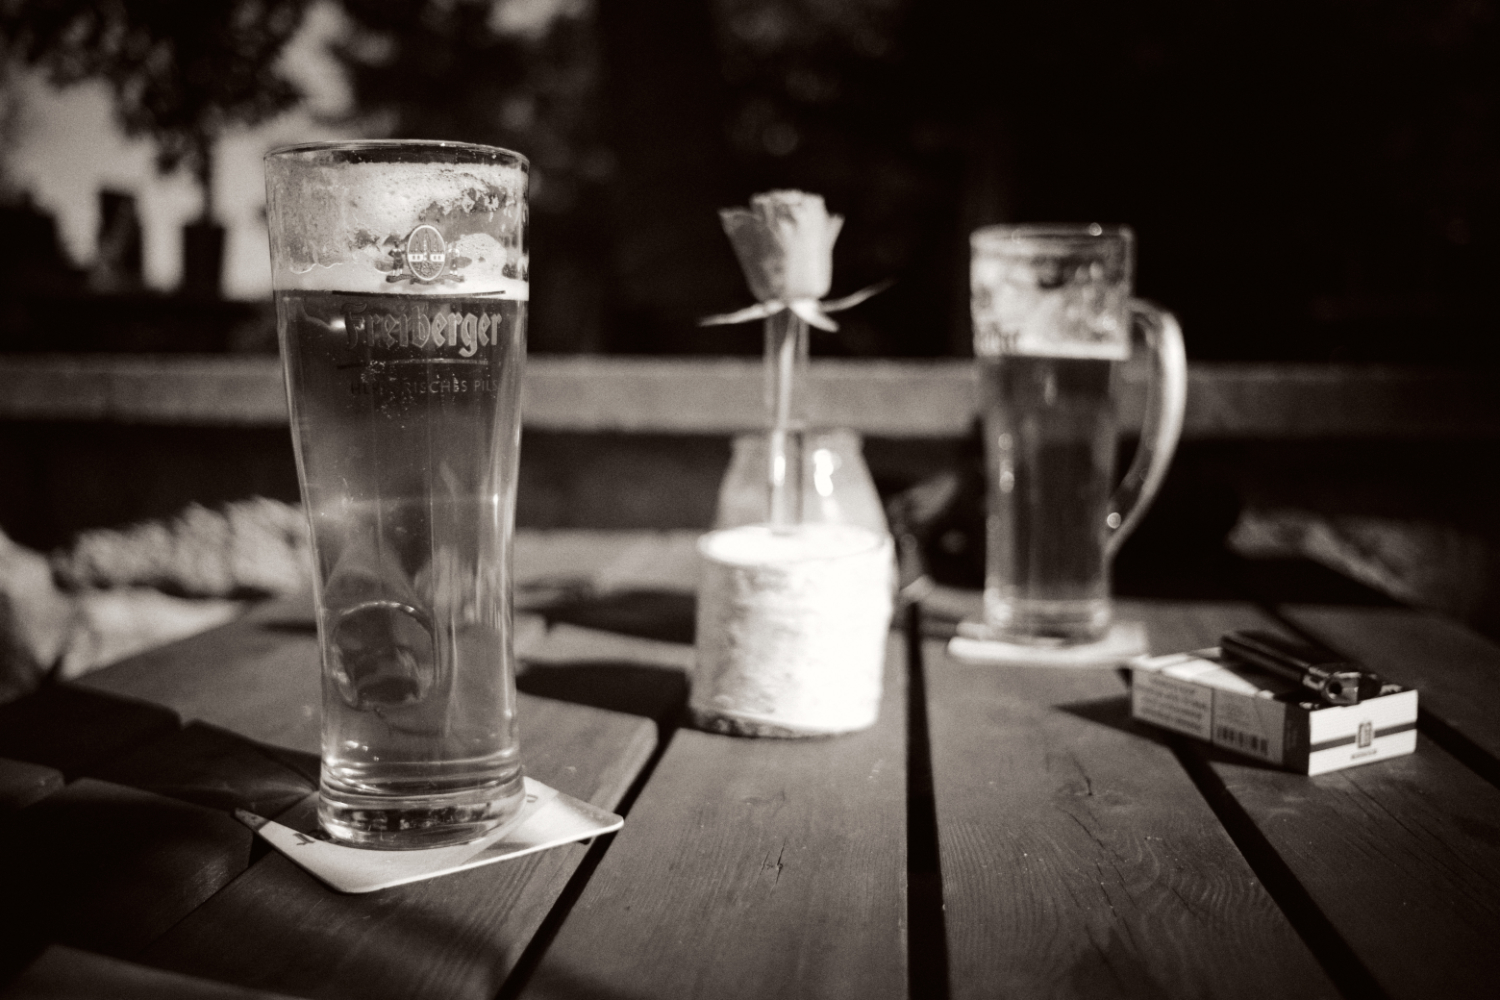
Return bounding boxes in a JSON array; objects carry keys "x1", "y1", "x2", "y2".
[
  {"x1": 4, "y1": 354, "x2": 1498, "y2": 438},
  {"x1": 3, "y1": 355, "x2": 1499, "y2": 633}
]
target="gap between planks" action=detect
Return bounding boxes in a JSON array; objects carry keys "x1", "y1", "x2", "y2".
[
  {"x1": 919, "y1": 599, "x2": 1338, "y2": 1000},
  {"x1": 905, "y1": 604, "x2": 951, "y2": 1000}
]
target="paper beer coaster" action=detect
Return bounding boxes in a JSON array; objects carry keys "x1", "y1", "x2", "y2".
[
  {"x1": 233, "y1": 777, "x2": 623, "y2": 894},
  {"x1": 948, "y1": 620, "x2": 1148, "y2": 667}
]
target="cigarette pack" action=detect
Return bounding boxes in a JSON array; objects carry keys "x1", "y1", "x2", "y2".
[{"x1": 1129, "y1": 649, "x2": 1417, "y2": 774}]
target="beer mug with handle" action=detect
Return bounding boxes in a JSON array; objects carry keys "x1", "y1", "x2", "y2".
[{"x1": 971, "y1": 224, "x2": 1186, "y2": 646}]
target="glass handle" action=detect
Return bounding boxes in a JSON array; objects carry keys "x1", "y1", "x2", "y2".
[{"x1": 1105, "y1": 300, "x2": 1187, "y2": 555}]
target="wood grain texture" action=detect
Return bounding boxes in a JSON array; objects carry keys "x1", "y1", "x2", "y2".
[
  {"x1": 78, "y1": 616, "x2": 322, "y2": 755},
  {"x1": 0, "y1": 779, "x2": 253, "y2": 981},
  {"x1": 1280, "y1": 604, "x2": 1500, "y2": 765},
  {"x1": 87, "y1": 721, "x2": 316, "y2": 819},
  {"x1": 0, "y1": 684, "x2": 180, "y2": 777},
  {"x1": 519, "y1": 639, "x2": 908, "y2": 1000},
  {"x1": 0, "y1": 757, "x2": 63, "y2": 815},
  {"x1": 922, "y1": 599, "x2": 1337, "y2": 1000},
  {"x1": 2, "y1": 946, "x2": 304, "y2": 1000},
  {"x1": 138, "y1": 695, "x2": 655, "y2": 1000},
  {"x1": 80, "y1": 578, "x2": 562, "y2": 761},
  {"x1": 1203, "y1": 736, "x2": 1500, "y2": 1000}
]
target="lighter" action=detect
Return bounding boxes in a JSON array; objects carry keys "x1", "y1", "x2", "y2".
[{"x1": 1219, "y1": 630, "x2": 1386, "y2": 706}]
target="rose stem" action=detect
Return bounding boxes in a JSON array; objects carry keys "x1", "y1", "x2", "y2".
[{"x1": 764, "y1": 308, "x2": 808, "y2": 530}]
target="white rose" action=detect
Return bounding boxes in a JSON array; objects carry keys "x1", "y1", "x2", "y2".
[{"x1": 719, "y1": 190, "x2": 844, "y2": 304}]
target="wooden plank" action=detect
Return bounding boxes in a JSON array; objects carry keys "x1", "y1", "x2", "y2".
[
  {"x1": 87, "y1": 721, "x2": 316, "y2": 820},
  {"x1": 1195, "y1": 739, "x2": 1500, "y2": 1000},
  {"x1": 4, "y1": 354, "x2": 1497, "y2": 440},
  {"x1": 922, "y1": 597, "x2": 1337, "y2": 1000},
  {"x1": 519, "y1": 639, "x2": 908, "y2": 1000},
  {"x1": 1279, "y1": 605, "x2": 1500, "y2": 768},
  {"x1": 68, "y1": 529, "x2": 653, "y2": 787},
  {"x1": 515, "y1": 529, "x2": 702, "y2": 595},
  {"x1": 516, "y1": 529, "x2": 701, "y2": 646},
  {"x1": 81, "y1": 600, "x2": 550, "y2": 762},
  {"x1": 0, "y1": 355, "x2": 288, "y2": 427},
  {"x1": 525, "y1": 357, "x2": 982, "y2": 436},
  {"x1": 1181, "y1": 364, "x2": 1500, "y2": 440},
  {"x1": 0, "y1": 757, "x2": 64, "y2": 815},
  {"x1": 1115, "y1": 598, "x2": 1273, "y2": 658},
  {"x1": 519, "y1": 623, "x2": 694, "y2": 729},
  {"x1": 0, "y1": 684, "x2": 180, "y2": 778},
  {"x1": 78, "y1": 615, "x2": 322, "y2": 756},
  {"x1": 0, "y1": 355, "x2": 981, "y2": 435},
  {"x1": 0, "y1": 779, "x2": 253, "y2": 982},
  {"x1": 1142, "y1": 602, "x2": 1500, "y2": 1000},
  {"x1": 137, "y1": 694, "x2": 655, "y2": 1000},
  {"x1": 2, "y1": 946, "x2": 303, "y2": 1000}
]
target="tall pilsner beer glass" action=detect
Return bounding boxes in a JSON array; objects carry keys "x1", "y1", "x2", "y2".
[
  {"x1": 265, "y1": 141, "x2": 529, "y2": 848},
  {"x1": 971, "y1": 225, "x2": 1186, "y2": 645}
]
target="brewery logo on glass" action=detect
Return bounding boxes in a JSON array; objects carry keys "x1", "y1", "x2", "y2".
[
  {"x1": 388, "y1": 224, "x2": 459, "y2": 284},
  {"x1": 342, "y1": 302, "x2": 507, "y2": 359}
]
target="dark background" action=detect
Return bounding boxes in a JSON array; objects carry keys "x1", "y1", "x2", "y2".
[
  {"x1": 3, "y1": 0, "x2": 1498, "y2": 362},
  {"x1": 328, "y1": 0, "x2": 1500, "y2": 362}
]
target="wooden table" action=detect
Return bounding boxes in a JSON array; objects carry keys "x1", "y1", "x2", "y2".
[{"x1": 1, "y1": 530, "x2": 1497, "y2": 1000}]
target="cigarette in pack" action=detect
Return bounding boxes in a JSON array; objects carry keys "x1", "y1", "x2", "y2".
[{"x1": 1128, "y1": 634, "x2": 1417, "y2": 775}]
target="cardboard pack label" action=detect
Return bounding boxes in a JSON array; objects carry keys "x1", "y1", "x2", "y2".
[{"x1": 1130, "y1": 649, "x2": 1417, "y2": 775}]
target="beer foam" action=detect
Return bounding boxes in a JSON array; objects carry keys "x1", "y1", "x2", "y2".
[
  {"x1": 267, "y1": 158, "x2": 529, "y2": 297},
  {"x1": 971, "y1": 254, "x2": 1129, "y2": 360},
  {"x1": 970, "y1": 228, "x2": 1133, "y2": 361}
]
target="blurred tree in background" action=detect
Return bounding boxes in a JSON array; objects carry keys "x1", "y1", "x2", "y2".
[
  {"x1": 703, "y1": 0, "x2": 1500, "y2": 362},
  {"x1": 329, "y1": 0, "x2": 617, "y2": 352},
  {"x1": 0, "y1": 0, "x2": 312, "y2": 226},
  {"x1": 1, "y1": 0, "x2": 1495, "y2": 359},
  {"x1": 1, "y1": 0, "x2": 313, "y2": 299},
  {"x1": 326, "y1": 0, "x2": 1498, "y2": 362}
]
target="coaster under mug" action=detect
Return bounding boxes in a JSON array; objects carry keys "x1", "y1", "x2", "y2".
[{"x1": 948, "y1": 619, "x2": 1148, "y2": 667}]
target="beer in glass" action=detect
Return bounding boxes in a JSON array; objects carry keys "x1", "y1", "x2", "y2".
[
  {"x1": 971, "y1": 224, "x2": 1185, "y2": 645},
  {"x1": 264, "y1": 141, "x2": 529, "y2": 847}
]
